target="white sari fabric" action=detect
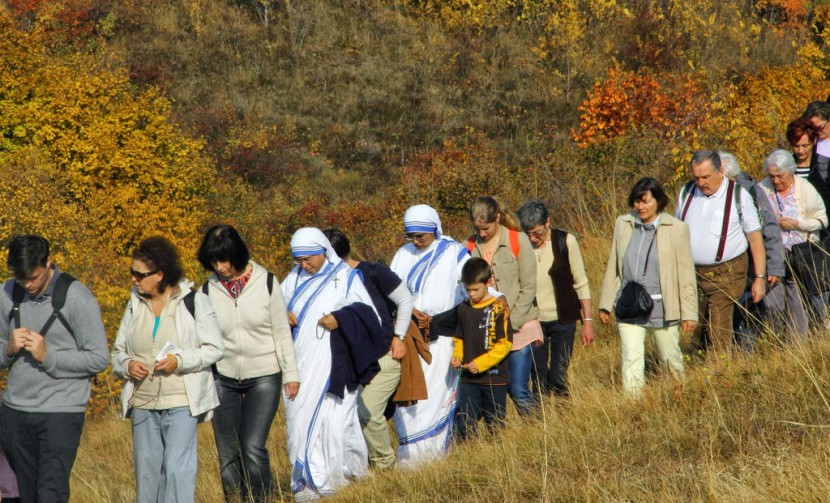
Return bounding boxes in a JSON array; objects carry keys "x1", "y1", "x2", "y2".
[
  {"x1": 282, "y1": 228, "x2": 377, "y2": 501},
  {"x1": 390, "y1": 232, "x2": 470, "y2": 467}
]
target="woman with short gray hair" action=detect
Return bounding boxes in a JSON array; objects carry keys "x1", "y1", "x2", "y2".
[
  {"x1": 759, "y1": 148, "x2": 826, "y2": 334},
  {"x1": 516, "y1": 199, "x2": 594, "y2": 399}
]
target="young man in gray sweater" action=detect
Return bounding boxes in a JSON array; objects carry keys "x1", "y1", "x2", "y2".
[{"x1": 0, "y1": 235, "x2": 109, "y2": 503}]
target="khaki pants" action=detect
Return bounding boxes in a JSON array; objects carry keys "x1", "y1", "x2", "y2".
[
  {"x1": 695, "y1": 253, "x2": 748, "y2": 355},
  {"x1": 357, "y1": 352, "x2": 401, "y2": 469}
]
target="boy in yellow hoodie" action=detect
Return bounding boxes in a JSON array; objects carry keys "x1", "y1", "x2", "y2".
[{"x1": 451, "y1": 258, "x2": 513, "y2": 439}]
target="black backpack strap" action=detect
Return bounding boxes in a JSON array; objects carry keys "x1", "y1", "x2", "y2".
[
  {"x1": 266, "y1": 271, "x2": 274, "y2": 295},
  {"x1": 9, "y1": 282, "x2": 25, "y2": 329},
  {"x1": 201, "y1": 282, "x2": 209, "y2": 295},
  {"x1": 39, "y1": 273, "x2": 76, "y2": 337},
  {"x1": 183, "y1": 289, "x2": 197, "y2": 319}
]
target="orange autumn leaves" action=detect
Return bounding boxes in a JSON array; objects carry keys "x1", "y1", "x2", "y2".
[{"x1": 572, "y1": 68, "x2": 709, "y2": 149}]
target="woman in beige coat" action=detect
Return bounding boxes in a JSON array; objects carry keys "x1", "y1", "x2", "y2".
[{"x1": 598, "y1": 178, "x2": 698, "y2": 397}]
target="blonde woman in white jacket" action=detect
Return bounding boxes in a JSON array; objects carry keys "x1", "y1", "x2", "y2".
[
  {"x1": 197, "y1": 225, "x2": 299, "y2": 503},
  {"x1": 111, "y1": 236, "x2": 224, "y2": 503}
]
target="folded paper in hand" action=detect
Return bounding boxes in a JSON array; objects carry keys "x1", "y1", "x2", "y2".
[{"x1": 155, "y1": 342, "x2": 181, "y2": 362}]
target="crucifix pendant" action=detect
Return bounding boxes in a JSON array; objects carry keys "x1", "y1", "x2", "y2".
[{"x1": 332, "y1": 276, "x2": 339, "y2": 288}]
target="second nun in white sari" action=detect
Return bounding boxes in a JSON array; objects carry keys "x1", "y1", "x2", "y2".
[
  {"x1": 391, "y1": 205, "x2": 470, "y2": 467},
  {"x1": 281, "y1": 228, "x2": 381, "y2": 501}
]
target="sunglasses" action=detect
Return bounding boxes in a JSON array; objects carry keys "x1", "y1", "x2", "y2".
[{"x1": 130, "y1": 269, "x2": 158, "y2": 280}]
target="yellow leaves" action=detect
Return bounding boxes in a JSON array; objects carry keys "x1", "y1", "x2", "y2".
[{"x1": 0, "y1": 6, "x2": 216, "y2": 284}]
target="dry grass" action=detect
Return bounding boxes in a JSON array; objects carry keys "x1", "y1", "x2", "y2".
[{"x1": 71, "y1": 324, "x2": 830, "y2": 502}]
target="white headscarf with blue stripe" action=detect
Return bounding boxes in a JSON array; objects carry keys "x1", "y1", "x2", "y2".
[
  {"x1": 289, "y1": 227, "x2": 341, "y2": 265},
  {"x1": 403, "y1": 204, "x2": 444, "y2": 238}
]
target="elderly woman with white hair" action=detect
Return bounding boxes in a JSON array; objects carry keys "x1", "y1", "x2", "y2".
[
  {"x1": 390, "y1": 204, "x2": 470, "y2": 467},
  {"x1": 281, "y1": 228, "x2": 385, "y2": 501},
  {"x1": 759, "y1": 149, "x2": 828, "y2": 333}
]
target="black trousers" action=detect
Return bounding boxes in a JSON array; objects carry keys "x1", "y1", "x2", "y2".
[
  {"x1": 0, "y1": 405, "x2": 85, "y2": 503},
  {"x1": 453, "y1": 382, "x2": 507, "y2": 440},
  {"x1": 532, "y1": 320, "x2": 577, "y2": 397}
]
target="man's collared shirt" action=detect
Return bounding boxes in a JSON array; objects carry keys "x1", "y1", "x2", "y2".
[{"x1": 676, "y1": 178, "x2": 761, "y2": 266}]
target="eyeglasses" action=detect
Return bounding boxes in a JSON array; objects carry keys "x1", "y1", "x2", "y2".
[
  {"x1": 526, "y1": 227, "x2": 548, "y2": 239},
  {"x1": 294, "y1": 256, "x2": 316, "y2": 266},
  {"x1": 130, "y1": 269, "x2": 158, "y2": 280},
  {"x1": 405, "y1": 233, "x2": 429, "y2": 242}
]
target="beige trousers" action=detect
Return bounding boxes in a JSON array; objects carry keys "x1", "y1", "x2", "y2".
[{"x1": 357, "y1": 352, "x2": 401, "y2": 469}]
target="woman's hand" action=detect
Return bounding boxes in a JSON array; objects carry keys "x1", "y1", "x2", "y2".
[
  {"x1": 598, "y1": 309, "x2": 611, "y2": 324},
  {"x1": 153, "y1": 354, "x2": 178, "y2": 374},
  {"x1": 318, "y1": 314, "x2": 338, "y2": 331},
  {"x1": 127, "y1": 360, "x2": 149, "y2": 381},
  {"x1": 284, "y1": 382, "x2": 300, "y2": 401},
  {"x1": 581, "y1": 320, "x2": 596, "y2": 347},
  {"x1": 287, "y1": 311, "x2": 298, "y2": 327},
  {"x1": 778, "y1": 216, "x2": 799, "y2": 231},
  {"x1": 681, "y1": 320, "x2": 697, "y2": 333},
  {"x1": 450, "y1": 356, "x2": 461, "y2": 369}
]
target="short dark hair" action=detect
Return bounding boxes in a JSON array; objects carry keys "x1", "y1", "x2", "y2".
[
  {"x1": 628, "y1": 177, "x2": 670, "y2": 213},
  {"x1": 516, "y1": 199, "x2": 549, "y2": 232},
  {"x1": 7, "y1": 235, "x2": 50, "y2": 278},
  {"x1": 133, "y1": 236, "x2": 182, "y2": 291},
  {"x1": 803, "y1": 100, "x2": 830, "y2": 121},
  {"x1": 461, "y1": 257, "x2": 492, "y2": 286},
  {"x1": 322, "y1": 228, "x2": 350, "y2": 259},
  {"x1": 197, "y1": 225, "x2": 250, "y2": 272},
  {"x1": 690, "y1": 150, "x2": 721, "y2": 171}
]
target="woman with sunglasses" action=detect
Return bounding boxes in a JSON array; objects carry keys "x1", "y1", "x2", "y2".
[
  {"x1": 196, "y1": 225, "x2": 299, "y2": 503},
  {"x1": 390, "y1": 204, "x2": 470, "y2": 467},
  {"x1": 111, "y1": 236, "x2": 223, "y2": 503}
]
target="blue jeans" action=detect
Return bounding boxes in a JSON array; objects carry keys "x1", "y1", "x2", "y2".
[
  {"x1": 507, "y1": 345, "x2": 535, "y2": 415},
  {"x1": 213, "y1": 373, "x2": 282, "y2": 502},
  {"x1": 132, "y1": 407, "x2": 198, "y2": 503}
]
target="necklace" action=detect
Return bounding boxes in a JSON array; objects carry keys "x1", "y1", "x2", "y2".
[{"x1": 533, "y1": 239, "x2": 551, "y2": 263}]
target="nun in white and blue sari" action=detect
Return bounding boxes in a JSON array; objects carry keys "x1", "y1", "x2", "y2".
[
  {"x1": 281, "y1": 228, "x2": 379, "y2": 501},
  {"x1": 390, "y1": 205, "x2": 470, "y2": 467}
]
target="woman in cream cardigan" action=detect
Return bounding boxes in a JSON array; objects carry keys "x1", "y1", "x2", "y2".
[
  {"x1": 598, "y1": 178, "x2": 698, "y2": 397},
  {"x1": 758, "y1": 149, "x2": 828, "y2": 331}
]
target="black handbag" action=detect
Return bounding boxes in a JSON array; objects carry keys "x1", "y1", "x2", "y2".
[
  {"x1": 614, "y1": 233, "x2": 656, "y2": 322},
  {"x1": 791, "y1": 239, "x2": 830, "y2": 295}
]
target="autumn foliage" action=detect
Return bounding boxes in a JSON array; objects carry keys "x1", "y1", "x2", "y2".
[
  {"x1": 572, "y1": 68, "x2": 710, "y2": 148},
  {"x1": 0, "y1": 0, "x2": 828, "y2": 417}
]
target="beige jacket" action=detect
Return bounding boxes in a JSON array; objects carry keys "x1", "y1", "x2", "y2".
[
  {"x1": 599, "y1": 213, "x2": 698, "y2": 322},
  {"x1": 758, "y1": 175, "x2": 828, "y2": 244}
]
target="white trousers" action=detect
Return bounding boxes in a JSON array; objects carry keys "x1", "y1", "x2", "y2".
[{"x1": 618, "y1": 323, "x2": 684, "y2": 398}]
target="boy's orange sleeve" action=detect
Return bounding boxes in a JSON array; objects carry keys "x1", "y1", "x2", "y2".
[
  {"x1": 452, "y1": 337, "x2": 464, "y2": 363},
  {"x1": 472, "y1": 305, "x2": 512, "y2": 372}
]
